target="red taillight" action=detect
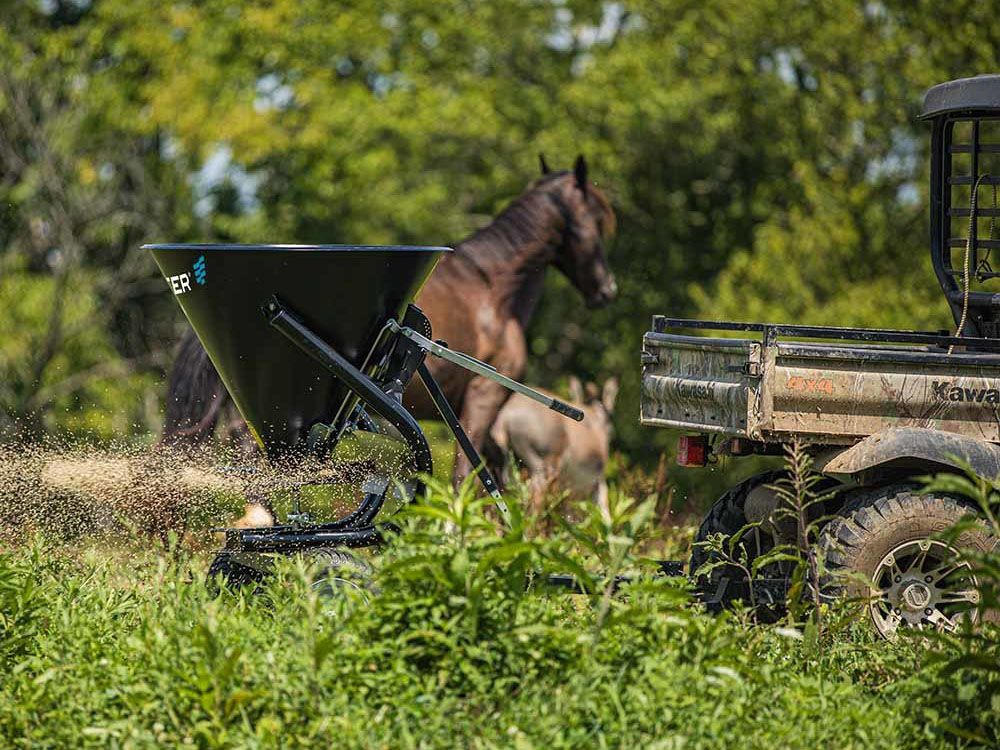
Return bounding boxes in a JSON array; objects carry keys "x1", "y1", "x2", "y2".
[{"x1": 676, "y1": 435, "x2": 709, "y2": 467}]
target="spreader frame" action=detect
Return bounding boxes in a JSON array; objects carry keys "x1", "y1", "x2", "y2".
[{"x1": 219, "y1": 294, "x2": 583, "y2": 555}]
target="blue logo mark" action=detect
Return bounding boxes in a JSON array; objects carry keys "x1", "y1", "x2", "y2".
[{"x1": 193, "y1": 255, "x2": 207, "y2": 285}]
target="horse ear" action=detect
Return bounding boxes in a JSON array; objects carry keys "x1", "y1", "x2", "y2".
[
  {"x1": 539, "y1": 153, "x2": 551, "y2": 175},
  {"x1": 567, "y1": 376, "x2": 584, "y2": 404},
  {"x1": 573, "y1": 154, "x2": 588, "y2": 192},
  {"x1": 602, "y1": 377, "x2": 619, "y2": 413}
]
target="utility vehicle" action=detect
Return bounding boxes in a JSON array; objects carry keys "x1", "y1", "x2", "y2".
[{"x1": 640, "y1": 75, "x2": 1000, "y2": 637}]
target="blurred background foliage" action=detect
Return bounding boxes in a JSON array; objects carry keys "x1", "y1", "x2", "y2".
[{"x1": 1, "y1": 0, "x2": 997, "y2": 510}]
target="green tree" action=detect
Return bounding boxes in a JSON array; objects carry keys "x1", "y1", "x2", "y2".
[
  {"x1": 0, "y1": 2, "x2": 194, "y2": 437},
  {"x1": 3, "y1": 0, "x2": 999, "y2": 510}
]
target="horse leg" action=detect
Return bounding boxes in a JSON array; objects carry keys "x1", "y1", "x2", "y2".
[{"x1": 452, "y1": 375, "x2": 514, "y2": 490}]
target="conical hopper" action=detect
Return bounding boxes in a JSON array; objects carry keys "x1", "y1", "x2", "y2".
[{"x1": 145, "y1": 244, "x2": 448, "y2": 457}]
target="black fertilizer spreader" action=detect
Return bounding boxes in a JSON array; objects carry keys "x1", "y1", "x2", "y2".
[{"x1": 146, "y1": 243, "x2": 594, "y2": 582}]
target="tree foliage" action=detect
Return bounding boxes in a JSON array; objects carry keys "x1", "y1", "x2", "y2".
[{"x1": 1, "y1": 1, "x2": 997, "y2": 488}]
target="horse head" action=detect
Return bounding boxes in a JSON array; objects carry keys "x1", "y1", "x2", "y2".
[{"x1": 538, "y1": 154, "x2": 618, "y2": 308}]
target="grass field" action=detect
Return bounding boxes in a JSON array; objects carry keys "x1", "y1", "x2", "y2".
[{"x1": 1, "y1": 449, "x2": 999, "y2": 749}]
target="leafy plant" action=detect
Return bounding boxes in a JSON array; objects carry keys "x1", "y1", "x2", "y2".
[
  {"x1": 0, "y1": 546, "x2": 47, "y2": 667},
  {"x1": 0, "y1": 501, "x2": 974, "y2": 749},
  {"x1": 900, "y1": 468, "x2": 1000, "y2": 747},
  {"x1": 692, "y1": 443, "x2": 857, "y2": 652},
  {"x1": 558, "y1": 488, "x2": 662, "y2": 633}
]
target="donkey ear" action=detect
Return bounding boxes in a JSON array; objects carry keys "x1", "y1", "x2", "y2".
[
  {"x1": 602, "y1": 377, "x2": 619, "y2": 413},
  {"x1": 539, "y1": 153, "x2": 551, "y2": 175},
  {"x1": 573, "y1": 154, "x2": 588, "y2": 192},
  {"x1": 567, "y1": 376, "x2": 584, "y2": 404}
]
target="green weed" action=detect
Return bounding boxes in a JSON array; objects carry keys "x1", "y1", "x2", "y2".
[{"x1": 0, "y1": 480, "x2": 977, "y2": 749}]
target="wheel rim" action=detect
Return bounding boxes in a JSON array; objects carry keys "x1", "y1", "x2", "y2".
[
  {"x1": 312, "y1": 575, "x2": 366, "y2": 597},
  {"x1": 311, "y1": 574, "x2": 371, "y2": 611},
  {"x1": 869, "y1": 538, "x2": 980, "y2": 638}
]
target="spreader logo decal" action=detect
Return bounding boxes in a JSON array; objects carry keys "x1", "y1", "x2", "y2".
[
  {"x1": 167, "y1": 255, "x2": 207, "y2": 296},
  {"x1": 193, "y1": 255, "x2": 207, "y2": 285},
  {"x1": 932, "y1": 380, "x2": 1000, "y2": 405}
]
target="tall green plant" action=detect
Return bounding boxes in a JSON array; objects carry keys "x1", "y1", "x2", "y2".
[
  {"x1": 558, "y1": 489, "x2": 662, "y2": 633},
  {"x1": 0, "y1": 547, "x2": 47, "y2": 667},
  {"x1": 357, "y1": 476, "x2": 590, "y2": 694},
  {"x1": 693, "y1": 443, "x2": 847, "y2": 647},
  {"x1": 907, "y1": 469, "x2": 1000, "y2": 746}
]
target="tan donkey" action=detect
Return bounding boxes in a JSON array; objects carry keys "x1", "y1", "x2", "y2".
[{"x1": 490, "y1": 376, "x2": 618, "y2": 519}]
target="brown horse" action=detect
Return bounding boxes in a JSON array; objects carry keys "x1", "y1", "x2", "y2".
[{"x1": 162, "y1": 155, "x2": 617, "y2": 482}]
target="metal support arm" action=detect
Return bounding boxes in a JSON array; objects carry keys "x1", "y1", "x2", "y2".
[{"x1": 387, "y1": 320, "x2": 585, "y2": 422}]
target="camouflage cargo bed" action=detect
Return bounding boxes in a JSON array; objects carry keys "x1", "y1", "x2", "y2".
[{"x1": 640, "y1": 317, "x2": 1000, "y2": 447}]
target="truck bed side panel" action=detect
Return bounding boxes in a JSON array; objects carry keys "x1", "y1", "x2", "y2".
[{"x1": 767, "y1": 344, "x2": 1000, "y2": 444}]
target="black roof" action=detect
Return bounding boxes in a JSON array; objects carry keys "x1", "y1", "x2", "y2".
[{"x1": 922, "y1": 75, "x2": 1000, "y2": 118}]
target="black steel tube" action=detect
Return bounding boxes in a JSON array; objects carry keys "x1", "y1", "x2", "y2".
[
  {"x1": 237, "y1": 526, "x2": 387, "y2": 552},
  {"x1": 949, "y1": 175, "x2": 1000, "y2": 185},
  {"x1": 652, "y1": 316, "x2": 1000, "y2": 351},
  {"x1": 417, "y1": 361, "x2": 503, "y2": 499},
  {"x1": 541, "y1": 560, "x2": 686, "y2": 594},
  {"x1": 314, "y1": 487, "x2": 386, "y2": 531},
  {"x1": 971, "y1": 120, "x2": 981, "y2": 281}
]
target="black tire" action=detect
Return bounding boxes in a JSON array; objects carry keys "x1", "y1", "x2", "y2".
[
  {"x1": 207, "y1": 551, "x2": 268, "y2": 595},
  {"x1": 819, "y1": 485, "x2": 998, "y2": 637},
  {"x1": 689, "y1": 471, "x2": 788, "y2": 618},
  {"x1": 207, "y1": 547, "x2": 374, "y2": 602}
]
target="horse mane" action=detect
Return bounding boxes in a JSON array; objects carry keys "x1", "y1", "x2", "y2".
[
  {"x1": 450, "y1": 172, "x2": 573, "y2": 280},
  {"x1": 452, "y1": 171, "x2": 615, "y2": 276}
]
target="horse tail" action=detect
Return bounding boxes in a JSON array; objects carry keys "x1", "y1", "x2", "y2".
[{"x1": 159, "y1": 330, "x2": 228, "y2": 447}]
